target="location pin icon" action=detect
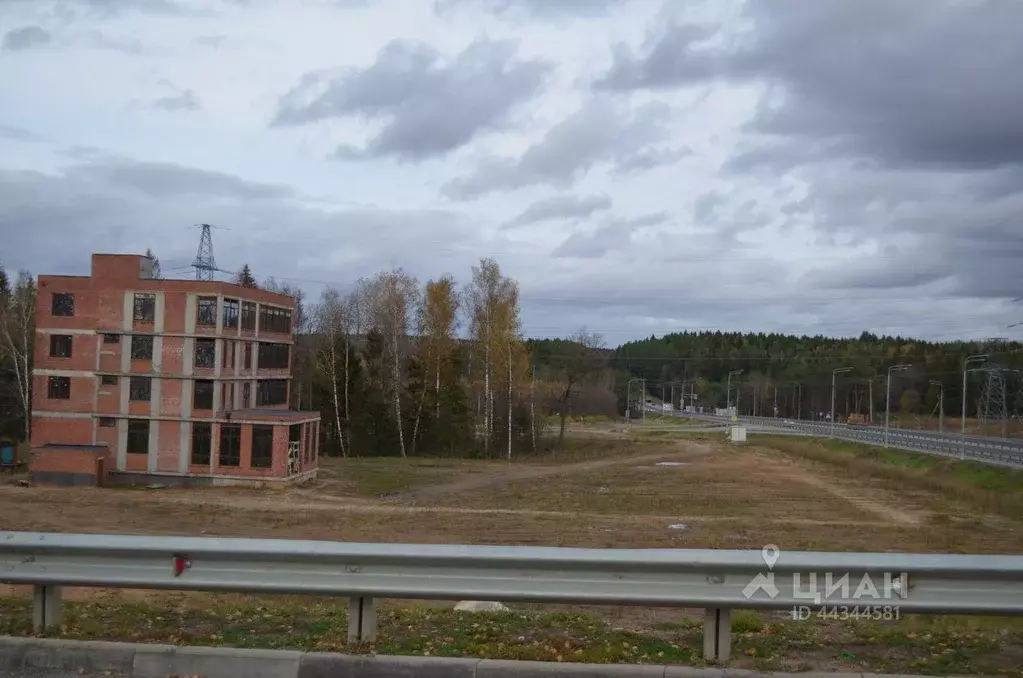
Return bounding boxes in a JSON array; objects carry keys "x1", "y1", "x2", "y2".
[{"x1": 762, "y1": 544, "x2": 780, "y2": 570}]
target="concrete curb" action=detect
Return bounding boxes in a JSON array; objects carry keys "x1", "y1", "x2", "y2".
[{"x1": 0, "y1": 636, "x2": 974, "y2": 678}]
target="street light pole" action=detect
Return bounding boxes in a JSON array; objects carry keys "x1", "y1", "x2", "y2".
[
  {"x1": 796, "y1": 383, "x2": 802, "y2": 420},
  {"x1": 885, "y1": 364, "x2": 911, "y2": 447},
  {"x1": 831, "y1": 367, "x2": 852, "y2": 434},
  {"x1": 962, "y1": 354, "x2": 988, "y2": 434},
  {"x1": 930, "y1": 379, "x2": 944, "y2": 433},
  {"x1": 726, "y1": 370, "x2": 743, "y2": 414},
  {"x1": 626, "y1": 378, "x2": 641, "y2": 423}
]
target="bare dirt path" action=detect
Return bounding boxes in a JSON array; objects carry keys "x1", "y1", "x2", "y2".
[
  {"x1": 387, "y1": 440, "x2": 714, "y2": 504},
  {"x1": 749, "y1": 448, "x2": 927, "y2": 527}
]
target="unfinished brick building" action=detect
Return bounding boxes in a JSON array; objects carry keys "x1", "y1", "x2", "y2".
[{"x1": 30, "y1": 253, "x2": 320, "y2": 487}]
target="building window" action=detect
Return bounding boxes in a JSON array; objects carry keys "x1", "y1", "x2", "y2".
[
  {"x1": 197, "y1": 296, "x2": 218, "y2": 326},
  {"x1": 98, "y1": 417, "x2": 116, "y2": 427},
  {"x1": 195, "y1": 338, "x2": 215, "y2": 368},
  {"x1": 129, "y1": 376, "x2": 151, "y2": 401},
  {"x1": 256, "y1": 379, "x2": 288, "y2": 406},
  {"x1": 102, "y1": 333, "x2": 120, "y2": 345},
  {"x1": 244, "y1": 342, "x2": 252, "y2": 368},
  {"x1": 131, "y1": 335, "x2": 154, "y2": 360},
  {"x1": 49, "y1": 334, "x2": 72, "y2": 358},
  {"x1": 251, "y1": 425, "x2": 274, "y2": 468},
  {"x1": 257, "y1": 342, "x2": 290, "y2": 369},
  {"x1": 101, "y1": 374, "x2": 118, "y2": 386},
  {"x1": 52, "y1": 293, "x2": 74, "y2": 317},
  {"x1": 133, "y1": 293, "x2": 156, "y2": 322},
  {"x1": 127, "y1": 420, "x2": 149, "y2": 454},
  {"x1": 47, "y1": 376, "x2": 70, "y2": 399},
  {"x1": 241, "y1": 302, "x2": 257, "y2": 331},
  {"x1": 219, "y1": 424, "x2": 241, "y2": 467},
  {"x1": 191, "y1": 423, "x2": 212, "y2": 465},
  {"x1": 193, "y1": 380, "x2": 214, "y2": 410},
  {"x1": 259, "y1": 305, "x2": 292, "y2": 334},
  {"x1": 243, "y1": 382, "x2": 251, "y2": 408},
  {"x1": 223, "y1": 298, "x2": 239, "y2": 328}
]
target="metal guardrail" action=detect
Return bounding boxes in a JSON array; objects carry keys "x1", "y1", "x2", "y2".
[
  {"x1": 668, "y1": 411, "x2": 1023, "y2": 467},
  {"x1": 5, "y1": 532, "x2": 1023, "y2": 662}
]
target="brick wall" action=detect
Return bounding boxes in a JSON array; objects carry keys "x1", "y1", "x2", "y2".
[{"x1": 32, "y1": 254, "x2": 312, "y2": 481}]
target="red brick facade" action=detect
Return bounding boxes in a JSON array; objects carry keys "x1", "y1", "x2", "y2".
[{"x1": 30, "y1": 254, "x2": 320, "y2": 486}]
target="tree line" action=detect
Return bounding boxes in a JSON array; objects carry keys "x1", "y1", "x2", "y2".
[
  {"x1": 613, "y1": 331, "x2": 1023, "y2": 422},
  {"x1": 5, "y1": 253, "x2": 1021, "y2": 450}
]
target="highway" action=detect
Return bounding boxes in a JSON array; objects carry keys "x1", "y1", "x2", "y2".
[{"x1": 651, "y1": 408, "x2": 1023, "y2": 468}]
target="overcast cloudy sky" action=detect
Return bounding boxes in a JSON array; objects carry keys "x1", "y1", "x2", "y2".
[{"x1": 1, "y1": 0, "x2": 1021, "y2": 343}]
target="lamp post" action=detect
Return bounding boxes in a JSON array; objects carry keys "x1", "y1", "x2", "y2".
[
  {"x1": 626, "y1": 378, "x2": 641, "y2": 423},
  {"x1": 885, "y1": 364, "x2": 911, "y2": 447},
  {"x1": 831, "y1": 367, "x2": 852, "y2": 433},
  {"x1": 961, "y1": 354, "x2": 988, "y2": 434},
  {"x1": 726, "y1": 370, "x2": 743, "y2": 414},
  {"x1": 929, "y1": 379, "x2": 944, "y2": 433}
]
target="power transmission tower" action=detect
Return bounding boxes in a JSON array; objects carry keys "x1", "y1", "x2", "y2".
[
  {"x1": 980, "y1": 365, "x2": 1008, "y2": 438},
  {"x1": 191, "y1": 224, "x2": 217, "y2": 282}
]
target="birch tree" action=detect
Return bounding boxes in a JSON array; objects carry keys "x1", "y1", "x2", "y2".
[
  {"x1": 313, "y1": 287, "x2": 347, "y2": 457},
  {"x1": 0, "y1": 270, "x2": 36, "y2": 440},
  {"x1": 411, "y1": 276, "x2": 459, "y2": 454},
  {"x1": 370, "y1": 269, "x2": 420, "y2": 458},
  {"x1": 464, "y1": 258, "x2": 510, "y2": 455}
]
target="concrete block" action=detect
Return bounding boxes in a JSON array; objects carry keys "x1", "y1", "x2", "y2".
[
  {"x1": 133, "y1": 643, "x2": 303, "y2": 678},
  {"x1": 298, "y1": 652, "x2": 478, "y2": 678},
  {"x1": 0, "y1": 637, "x2": 136, "y2": 676},
  {"x1": 477, "y1": 658, "x2": 666, "y2": 677}
]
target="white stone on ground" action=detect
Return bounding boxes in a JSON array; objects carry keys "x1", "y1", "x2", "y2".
[{"x1": 454, "y1": 601, "x2": 508, "y2": 612}]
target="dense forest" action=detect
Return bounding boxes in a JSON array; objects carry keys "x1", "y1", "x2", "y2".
[
  {"x1": 2, "y1": 256, "x2": 1021, "y2": 453},
  {"x1": 612, "y1": 331, "x2": 1023, "y2": 424}
]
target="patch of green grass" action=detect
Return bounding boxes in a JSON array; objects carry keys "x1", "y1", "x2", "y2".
[
  {"x1": 757, "y1": 435, "x2": 1023, "y2": 521},
  {"x1": 331, "y1": 458, "x2": 485, "y2": 497},
  {"x1": 731, "y1": 611, "x2": 765, "y2": 634},
  {"x1": 0, "y1": 597, "x2": 694, "y2": 664},
  {"x1": 3, "y1": 596, "x2": 1023, "y2": 674}
]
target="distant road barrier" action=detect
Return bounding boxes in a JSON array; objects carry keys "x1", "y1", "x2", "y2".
[
  {"x1": 5, "y1": 532, "x2": 1023, "y2": 661},
  {"x1": 666, "y1": 410, "x2": 1023, "y2": 467}
]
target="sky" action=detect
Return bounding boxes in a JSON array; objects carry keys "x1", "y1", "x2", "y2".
[{"x1": 1, "y1": 0, "x2": 1021, "y2": 344}]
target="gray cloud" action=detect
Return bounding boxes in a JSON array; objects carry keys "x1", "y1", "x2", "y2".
[
  {"x1": 0, "y1": 157, "x2": 479, "y2": 294},
  {"x1": 502, "y1": 193, "x2": 611, "y2": 229},
  {"x1": 597, "y1": 0, "x2": 1023, "y2": 172},
  {"x1": 0, "y1": 125, "x2": 44, "y2": 142},
  {"x1": 192, "y1": 35, "x2": 226, "y2": 48},
  {"x1": 76, "y1": 159, "x2": 295, "y2": 200},
  {"x1": 152, "y1": 90, "x2": 201, "y2": 112},
  {"x1": 72, "y1": 30, "x2": 149, "y2": 54},
  {"x1": 595, "y1": 0, "x2": 1023, "y2": 307},
  {"x1": 550, "y1": 210, "x2": 669, "y2": 259},
  {"x1": 273, "y1": 39, "x2": 550, "y2": 161},
  {"x1": 443, "y1": 98, "x2": 685, "y2": 199},
  {"x1": 434, "y1": 0, "x2": 624, "y2": 18},
  {"x1": 3, "y1": 26, "x2": 51, "y2": 51}
]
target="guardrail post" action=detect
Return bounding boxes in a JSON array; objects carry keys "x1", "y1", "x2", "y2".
[
  {"x1": 347, "y1": 596, "x2": 376, "y2": 643},
  {"x1": 702, "y1": 607, "x2": 731, "y2": 662},
  {"x1": 32, "y1": 584, "x2": 62, "y2": 633}
]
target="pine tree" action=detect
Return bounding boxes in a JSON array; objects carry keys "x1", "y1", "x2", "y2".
[{"x1": 236, "y1": 264, "x2": 257, "y2": 288}]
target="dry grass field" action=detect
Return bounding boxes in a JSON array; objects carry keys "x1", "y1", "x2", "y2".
[{"x1": 3, "y1": 422, "x2": 1023, "y2": 674}]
